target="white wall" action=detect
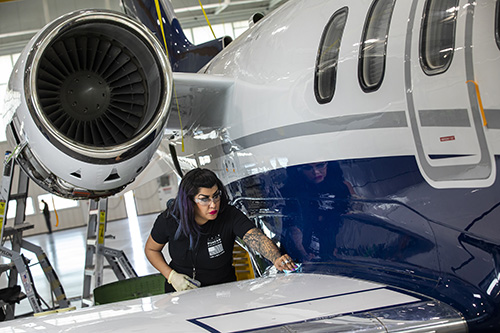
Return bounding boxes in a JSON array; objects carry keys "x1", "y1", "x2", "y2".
[{"x1": 134, "y1": 173, "x2": 178, "y2": 216}]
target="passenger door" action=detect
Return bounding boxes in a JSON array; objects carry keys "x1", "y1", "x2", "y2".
[{"x1": 406, "y1": 0, "x2": 494, "y2": 188}]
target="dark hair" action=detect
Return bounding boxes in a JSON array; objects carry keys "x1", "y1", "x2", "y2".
[{"x1": 170, "y1": 168, "x2": 228, "y2": 249}]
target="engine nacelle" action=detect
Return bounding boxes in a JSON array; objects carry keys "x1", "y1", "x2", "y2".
[{"x1": 3, "y1": 9, "x2": 172, "y2": 199}]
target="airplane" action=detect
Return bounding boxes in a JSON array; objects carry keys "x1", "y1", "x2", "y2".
[{"x1": 1, "y1": 0, "x2": 499, "y2": 331}]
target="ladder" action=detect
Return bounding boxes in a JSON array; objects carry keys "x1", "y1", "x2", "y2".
[
  {"x1": 233, "y1": 242, "x2": 256, "y2": 281},
  {"x1": 0, "y1": 151, "x2": 70, "y2": 319},
  {"x1": 82, "y1": 198, "x2": 137, "y2": 307}
]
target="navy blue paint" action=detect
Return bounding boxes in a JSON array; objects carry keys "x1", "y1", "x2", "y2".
[
  {"x1": 121, "y1": 0, "x2": 229, "y2": 72},
  {"x1": 186, "y1": 319, "x2": 220, "y2": 333},
  {"x1": 228, "y1": 156, "x2": 500, "y2": 332}
]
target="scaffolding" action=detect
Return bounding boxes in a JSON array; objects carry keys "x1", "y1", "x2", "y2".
[{"x1": 0, "y1": 151, "x2": 70, "y2": 320}]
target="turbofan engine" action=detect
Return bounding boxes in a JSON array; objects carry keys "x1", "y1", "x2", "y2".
[{"x1": 3, "y1": 9, "x2": 172, "y2": 199}]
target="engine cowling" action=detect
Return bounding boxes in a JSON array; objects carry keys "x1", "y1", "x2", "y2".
[{"x1": 3, "y1": 9, "x2": 172, "y2": 199}]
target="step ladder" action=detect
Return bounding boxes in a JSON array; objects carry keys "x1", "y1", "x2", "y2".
[
  {"x1": 0, "y1": 150, "x2": 70, "y2": 320},
  {"x1": 82, "y1": 198, "x2": 137, "y2": 307},
  {"x1": 233, "y1": 242, "x2": 255, "y2": 281}
]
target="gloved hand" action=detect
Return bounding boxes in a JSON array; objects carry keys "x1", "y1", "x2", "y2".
[{"x1": 167, "y1": 270, "x2": 201, "y2": 291}]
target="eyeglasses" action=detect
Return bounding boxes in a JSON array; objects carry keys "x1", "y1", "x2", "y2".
[
  {"x1": 194, "y1": 191, "x2": 222, "y2": 206},
  {"x1": 299, "y1": 162, "x2": 327, "y2": 172}
]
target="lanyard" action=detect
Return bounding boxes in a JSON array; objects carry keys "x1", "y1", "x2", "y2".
[{"x1": 190, "y1": 244, "x2": 199, "y2": 280}]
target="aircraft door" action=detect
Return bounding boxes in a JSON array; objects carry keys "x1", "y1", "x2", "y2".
[
  {"x1": 471, "y1": 1, "x2": 500, "y2": 160},
  {"x1": 405, "y1": 0, "x2": 494, "y2": 188}
]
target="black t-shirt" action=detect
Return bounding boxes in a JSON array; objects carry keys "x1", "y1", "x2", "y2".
[{"x1": 150, "y1": 205, "x2": 255, "y2": 290}]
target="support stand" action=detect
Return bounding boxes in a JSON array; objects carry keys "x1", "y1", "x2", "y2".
[
  {"x1": 0, "y1": 151, "x2": 70, "y2": 320},
  {"x1": 82, "y1": 199, "x2": 137, "y2": 307}
]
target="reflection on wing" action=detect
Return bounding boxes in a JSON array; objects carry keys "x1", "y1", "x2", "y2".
[{"x1": 0, "y1": 274, "x2": 466, "y2": 332}]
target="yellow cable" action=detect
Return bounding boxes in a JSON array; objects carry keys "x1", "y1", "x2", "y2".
[
  {"x1": 50, "y1": 196, "x2": 59, "y2": 227},
  {"x1": 198, "y1": 0, "x2": 217, "y2": 39},
  {"x1": 154, "y1": 0, "x2": 184, "y2": 151},
  {"x1": 5, "y1": 145, "x2": 20, "y2": 164},
  {"x1": 154, "y1": 0, "x2": 169, "y2": 58}
]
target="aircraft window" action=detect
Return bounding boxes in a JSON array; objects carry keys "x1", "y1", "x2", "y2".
[
  {"x1": 315, "y1": 7, "x2": 348, "y2": 104},
  {"x1": 420, "y1": 0, "x2": 459, "y2": 75},
  {"x1": 358, "y1": 0, "x2": 396, "y2": 91},
  {"x1": 496, "y1": 1, "x2": 500, "y2": 49}
]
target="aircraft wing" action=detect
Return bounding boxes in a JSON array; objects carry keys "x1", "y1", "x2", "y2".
[
  {"x1": 115, "y1": 72, "x2": 236, "y2": 190},
  {"x1": 0, "y1": 273, "x2": 466, "y2": 332},
  {"x1": 166, "y1": 72, "x2": 235, "y2": 132}
]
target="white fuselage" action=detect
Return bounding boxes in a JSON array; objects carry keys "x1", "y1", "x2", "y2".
[{"x1": 170, "y1": 0, "x2": 500, "y2": 190}]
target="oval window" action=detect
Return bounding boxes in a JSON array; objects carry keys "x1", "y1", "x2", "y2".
[
  {"x1": 358, "y1": 0, "x2": 396, "y2": 91},
  {"x1": 496, "y1": 0, "x2": 500, "y2": 50},
  {"x1": 420, "y1": 0, "x2": 459, "y2": 75},
  {"x1": 314, "y1": 7, "x2": 348, "y2": 104}
]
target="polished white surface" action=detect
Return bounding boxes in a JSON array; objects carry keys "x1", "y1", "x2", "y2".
[{"x1": 0, "y1": 273, "x2": 420, "y2": 332}]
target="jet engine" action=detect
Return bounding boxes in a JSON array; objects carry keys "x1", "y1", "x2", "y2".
[{"x1": 3, "y1": 9, "x2": 172, "y2": 199}]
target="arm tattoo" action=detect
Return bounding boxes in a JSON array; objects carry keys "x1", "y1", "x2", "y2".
[{"x1": 243, "y1": 228, "x2": 281, "y2": 263}]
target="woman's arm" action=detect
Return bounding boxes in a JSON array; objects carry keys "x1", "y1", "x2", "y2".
[
  {"x1": 242, "y1": 228, "x2": 296, "y2": 271},
  {"x1": 145, "y1": 235, "x2": 200, "y2": 291},
  {"x1": 288, "y1": 226, "x2": 315, "y2": 261},
  {"x1": 144, "y1": 235, "x2": 173, "y2": 279}
]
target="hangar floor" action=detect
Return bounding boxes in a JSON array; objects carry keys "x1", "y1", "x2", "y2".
[{"x1": 1, "y1": 213, "x2": 160, "y2": 319}]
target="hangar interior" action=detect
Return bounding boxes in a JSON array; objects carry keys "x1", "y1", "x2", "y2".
[{"x1": 0, "y1": 0, "x2": 288, "y2": 319}]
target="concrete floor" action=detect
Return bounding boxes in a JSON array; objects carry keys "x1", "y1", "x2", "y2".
[{"x1": 0, "y1": 213, "x2": 160, "y2": 318}]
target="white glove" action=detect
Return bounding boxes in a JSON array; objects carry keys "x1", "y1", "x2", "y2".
[{"x1": 168, "y1": 270, "x2": 201, "y2": 291}]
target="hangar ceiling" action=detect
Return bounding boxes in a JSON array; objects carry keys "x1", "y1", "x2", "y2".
[
  {"x1": 0, "y1": 0, "x2": 288, "y2": 55},
  {"x1": 171, "y1": 0, "x2": 288, "y2": 27}
]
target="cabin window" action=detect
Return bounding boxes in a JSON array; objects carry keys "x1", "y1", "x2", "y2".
[
  {"x1": 315, "y1": 7, "x2": 348, "y2": 104},
  {"x1": 358, "y1": 0, "x2": 396, "y2": 92},
  {"x1": 420, "y1": 0, "x2": 459, "y2": 75},
  {"x1": 496, "y1": 0, "x2": 500, "y2": 50}
]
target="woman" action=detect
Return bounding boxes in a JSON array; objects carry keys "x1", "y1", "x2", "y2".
[
  {"x1": 145, "y1": 168, "x2": 297, "y2": 292},
  {"x1": 280, "y1": 162, "x2": 350, "y2": 262}
]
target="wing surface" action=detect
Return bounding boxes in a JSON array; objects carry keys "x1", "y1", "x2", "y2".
[{"x1": 1, "y1": 274, "x2": 466, "y2": 332}]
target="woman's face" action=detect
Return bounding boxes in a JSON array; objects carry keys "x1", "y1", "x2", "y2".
[
  {"x1": 193, "y1": 185, "x2": 221, "y2": 225},
  {"x1": 299, "y1": 162, "x2": 328, "y2": 184}
]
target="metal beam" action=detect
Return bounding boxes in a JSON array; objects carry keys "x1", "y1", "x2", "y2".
[
  {"x1": 269, "y1": 0, "x2": 285, "y2": 8},
  {"x1": 214, "y1": 0, "x2": 230, "y2": 15},
  {"x1": 174, "y1": 0, "x2": 267, "y2": 14}
]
